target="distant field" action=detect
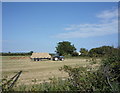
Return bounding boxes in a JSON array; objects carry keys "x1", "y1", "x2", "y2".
[{"x1": 2, "y1": 56, "x2": 99, "y2": 85}]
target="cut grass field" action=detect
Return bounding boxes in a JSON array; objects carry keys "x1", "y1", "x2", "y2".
[{"x1": 2, "y1": 56, "x2": 100, "y2": 85}]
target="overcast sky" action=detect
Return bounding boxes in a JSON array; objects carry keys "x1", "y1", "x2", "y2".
[{"x1": 2, "y1": 2, "x2": 118, "y2": 53}]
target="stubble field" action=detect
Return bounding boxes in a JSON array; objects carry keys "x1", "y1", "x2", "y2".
[{"x1": 2, "y1": 56, "x2": 99, "y2": 85}]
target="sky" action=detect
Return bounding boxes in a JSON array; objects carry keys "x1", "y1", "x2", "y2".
[{"x1": 2, "y1": 2, "x2": 118, "y2": 53}]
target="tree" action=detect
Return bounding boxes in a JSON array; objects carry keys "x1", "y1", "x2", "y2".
[
  {"x1": 29, "y1": 51, "x2": 33, "y2": 55},
  {"x1": 56, "y1": 41, "x2": 76, "y2": 56},
  {"x1": 80, "y1": 48, "x2": 88, "y2": 56},
  {"x1": 88, "y1": 46, "x2": 115, "y2": 57}
]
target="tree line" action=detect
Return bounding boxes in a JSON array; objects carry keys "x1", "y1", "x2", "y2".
[
  {"x1": 56, "y1": 41, "x2": 120, "y2": 57},
  {"x1": 1, "y1": 51, "x2": 33, "y2": 56}
]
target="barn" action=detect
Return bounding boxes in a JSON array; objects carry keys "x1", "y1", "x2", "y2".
[{"x1": 30, "y1": 53, "x2": 51, "y2": 61}]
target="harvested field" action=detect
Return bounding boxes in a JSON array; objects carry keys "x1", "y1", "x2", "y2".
[
  {"x1": 10, "y1": 57, "x2": 30, "y2": 59},
  {"x1": 1, "y1": 56, "x2": 100, "y2": 85}
]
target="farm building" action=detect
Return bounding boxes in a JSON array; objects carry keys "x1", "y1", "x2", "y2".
[{"x1": 30, "y1": 53, "x2": 51, "y2": 61}]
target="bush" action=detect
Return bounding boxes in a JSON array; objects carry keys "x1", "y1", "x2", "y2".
[
  {"x1": 71, "y1": 52, "x2": 79, "y2": 56},
  {"x1": 59, "y1": 65, "x2": 113, "y2": 92},
  {"x1": 99, "y1": 53, "x2": 120, "y2": 91}
]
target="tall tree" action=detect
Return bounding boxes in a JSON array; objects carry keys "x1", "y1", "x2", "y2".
[{"x1": 56, "y1": 41, "x2": 76, "y2": 56}]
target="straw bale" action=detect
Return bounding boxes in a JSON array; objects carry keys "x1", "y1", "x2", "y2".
[{"x1": 31, "y1": 53, "x2": 51, "y2": 58}]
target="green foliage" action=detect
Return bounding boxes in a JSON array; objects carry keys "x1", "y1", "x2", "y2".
[
  {"x1": 59, "y1": 65, "x2": 112, "y2": 92},
  {"x1": 1, "y1": 51, "x2": 34, "y2": 56},
  {"x1": 79, "y1": 46, "x2": 118, "y2": 58},
  {"x1": 80, "y1": 48, "x2": 88, "y2": 56},
  {"x1": 56, "y1": 41, "x2": 76, "y2": 56},
  {"x1": 88, "y1": 46, "x2": 117, "y2": 57},
  {"x1": 100, "y1": 52, "x2": 120, "y2": 91},
  {"x1": 71, "y1": 52, "x2": 79, "y2": 57}
]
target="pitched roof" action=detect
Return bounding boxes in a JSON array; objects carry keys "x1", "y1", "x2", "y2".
[{"x1": 31, "y1": 53, "x2": 51, "y2": 58}]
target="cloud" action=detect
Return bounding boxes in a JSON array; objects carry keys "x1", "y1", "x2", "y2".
[
  {"x1": 97, "y1": 8, "x2": 118, "y2": 19},
  {"x1": 55, "y1": 8, "x2": 118, "y2": 39}
]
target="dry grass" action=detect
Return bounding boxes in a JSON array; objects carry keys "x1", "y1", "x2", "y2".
[{"x1": 1, "y1": 56, "x2": 99, "y2": 85}]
